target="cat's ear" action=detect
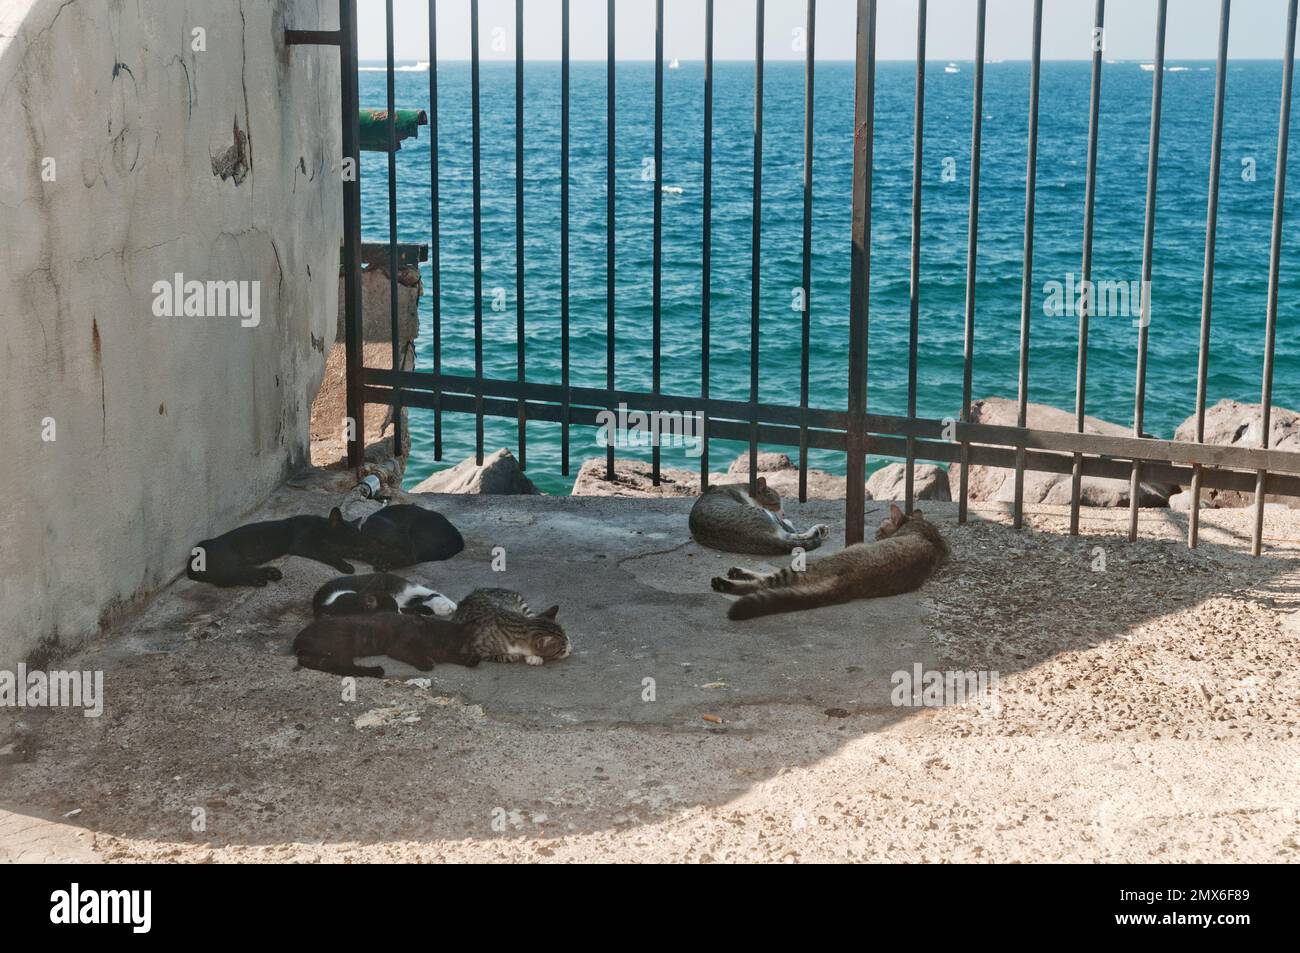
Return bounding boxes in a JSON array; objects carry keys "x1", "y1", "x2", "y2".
[
  {"x1": 756, "y1": 477, "x2": 767, "y2": 491},
  {"x1": 538, "y1": 605, "x2": 559, "y2": 620},
  {"x1": 328, "y1": 507, "x2": 344, "y2": 527},
  {"x1": 889, "y1": 503, "x2": 906, "y2": 526}
]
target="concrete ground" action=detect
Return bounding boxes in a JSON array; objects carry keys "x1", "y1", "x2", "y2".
[{"x1": 2, "y1": 471, "x2": 1298, "y2": 862}]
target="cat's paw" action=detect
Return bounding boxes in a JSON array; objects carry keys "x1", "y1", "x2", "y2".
[
  {"x1": 811, "y1": 524, "x2": 830, "y2": 540},
  {"x1": 711, "y1": 576, "x2": 734, "y2": 593},
  {"x1": 726, "y1": 567, "x2": 750, "y2": 580},
  {"x1": 264, "y1": 567, "x2": 283, "y2": 582},
  {"x1": 525, "y1": 655, "x2": 544, "y2": 666}
]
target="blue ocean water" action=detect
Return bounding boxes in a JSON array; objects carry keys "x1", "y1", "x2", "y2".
[{"x1": 358, "y1": 60, "x2": 1300, "y2": 495}]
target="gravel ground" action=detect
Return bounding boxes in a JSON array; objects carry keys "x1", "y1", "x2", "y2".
[{"x1": 2, "y1": 497, "x2": 1297, "y2": 863}]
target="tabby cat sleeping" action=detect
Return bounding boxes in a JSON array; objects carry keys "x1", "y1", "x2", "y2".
[
  {"x1": 451, "y1": 588, "x2": 571, "y2": 665},
  {"x1": 689, "y1": 479, "x2": 829, "y2": 555},
  {"x1": 711, "y1": 504, "x2": 948, "y2": 619}
]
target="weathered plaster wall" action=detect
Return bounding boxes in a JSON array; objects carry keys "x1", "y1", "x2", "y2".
[{"x1": 0, "y1": 0, "x2": 342, "y2": 665}]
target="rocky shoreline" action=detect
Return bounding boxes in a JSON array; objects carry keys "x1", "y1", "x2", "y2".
[{"x1": 393, "y1": 397, "x2": 1300, "y2": 510}]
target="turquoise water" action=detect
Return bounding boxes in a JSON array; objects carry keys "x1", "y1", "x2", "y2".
[{"x1": 359, "y1": 60, "x2": 1300, "y2": 495}]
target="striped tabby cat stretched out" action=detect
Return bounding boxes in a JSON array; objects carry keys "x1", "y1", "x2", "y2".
[
  {"x1": 711, "y1": 505, "x2": 948, "y2": 620},
  {"x1": 689, "y1": 479, "x2": 829, "y2": 555}
]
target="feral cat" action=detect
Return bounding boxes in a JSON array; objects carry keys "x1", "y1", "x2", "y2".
[
  {"x1": 293, "y1": 614, "x2": 482, "y2": 678},
  {"x1": 689, "y1": 479, "x2": 829, "y2": 555},
  {"x1": 711, "y1": 504, "x2": 948, "y2": 620},
  {"x1": 357, "y1": 504, "x2": 465, "y2": 570},
  {"x1": 188, "y1": 508, "x2": 363, "y2": 588},
  {"x1": 451, "y1": 588, "x2": 571, "y2": 666},
  {"x1": 312, "y1": 572, "x2": 457, "y2": 618}
]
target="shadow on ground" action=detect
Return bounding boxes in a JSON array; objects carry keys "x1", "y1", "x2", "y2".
[{"x1": 2, "y1": 470, "x2": 1297, "y2": 861}]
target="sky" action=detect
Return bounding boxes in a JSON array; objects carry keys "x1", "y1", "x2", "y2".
[{"x1": 354, "y1": 0, "x2": 1296, "y2": 62}]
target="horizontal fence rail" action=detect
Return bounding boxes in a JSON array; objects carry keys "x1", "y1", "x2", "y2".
[{"x1": 320, "y1": 0, "x2": 1300, "y2": 556}]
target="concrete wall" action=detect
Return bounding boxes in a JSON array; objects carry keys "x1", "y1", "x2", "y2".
[{"x1": 0, "y1": 0, "x2": 342, "y2": 665}]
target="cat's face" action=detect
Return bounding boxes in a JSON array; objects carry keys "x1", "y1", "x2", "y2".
[
  {"x1": 752, "y1": 477, "x2": 783, "y2": 515},
  {"x1": 526, "y1": 611, "x2": 572, "y2": 661},
  {"x1": 876, "y1": 503, "x2": 921, "y2": 540},
  {"x1": 875, "y1": 504, "x2": 948, "y2": 554},
  {"x1": 326, "y1": 507, "x2": 365, "y2": 552}
]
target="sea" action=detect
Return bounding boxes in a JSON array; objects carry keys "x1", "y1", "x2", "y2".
[{"x1": 357, "y1": 59, "x2": 1300, "y2": 494}]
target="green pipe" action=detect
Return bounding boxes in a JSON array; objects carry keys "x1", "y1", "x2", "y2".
[{"x1": 359, "y1": 108, "x2": 427, "y2": 152}]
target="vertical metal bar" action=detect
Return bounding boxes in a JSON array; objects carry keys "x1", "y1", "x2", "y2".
[
  {"x1": 428, "y1": 0, "x2": 442, "y2": 461},
  {"x1": 846, "y1": 0, "x2": 876, "y2": 546},
  {"x1": 701, "y1": 0, "x2": 714, "y2": 491},
  {"x1": 515, "y1": 0, "x2": 526, "y2": 469},
  {"x1": 1189, "y1": 0, "x2": 1231, "y2": 549},
  {"x1": 341, "y1": 0, "x2": 366, "y2": 471},
  {"x1": 652, "y1": 0, "x2": 664, "y2": 485},
  {"x1": 385, "y1": 0, "x2": 403, "y2": 457},
  {"x1": 471, "y1": 0, "x2": 484, "y2": 464},
  {"x1": 1069, "y1": 0, "x2": 1105, "y2": 535},
  {"x1": 904, "y1": 0, "x2": 927, "y2": 514},
  {"x1": 605, "y1": 0, "x2": 616, "y2": 480},
  {"x1": 561, "y1": 0, "x2": 571, "y2": 476},
  {"x1": 957, "y1": 0, "x2": 986, "y2": 525},
  {"x1": 1012, "y1": 0, "x2": 1043, "y2": 531},
  {"x1": 1252, "y1": 0, "x2": 1297, "y2": 556},
  {"x1": 798, "y1": 0, "x2": 816, "y2": 504},
  {"x1": 749, "y1": 0, "x2": 765, "y2": 494},
  {"x1": 1127, "y1": 0, "x2": 1167, "y2": 543}
]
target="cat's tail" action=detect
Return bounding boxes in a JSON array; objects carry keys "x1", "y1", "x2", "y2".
[{"x1": 727, "y1": 578, "x2": 842, "y2": 620}]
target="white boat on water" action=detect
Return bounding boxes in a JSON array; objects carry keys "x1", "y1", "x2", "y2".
[
  {"x1": 669, "y1": 57, "x2": 680, "y2": 70},
  {"x1": 945, "y1": 62, "x2": 959, "y2": 74}
]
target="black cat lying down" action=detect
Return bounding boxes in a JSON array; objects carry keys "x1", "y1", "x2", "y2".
[
  {"x1": 357, "y1": 504, "x2": 464, "y2": 570},
  {"x1": 188, "y1": 508, "x2": 363, "y2": 588},
  {"x1": 293, "y1": 614, "x2": 482, "y2": 678}
]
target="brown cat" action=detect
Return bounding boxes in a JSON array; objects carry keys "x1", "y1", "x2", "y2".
[
  {"x1": 292, "y1": 613, "x2": 483, "y2": 678},
  {"x1": 689, "y1": 479, "x2": 829, "y2": 555},
  {"x1": 711, "y1": 504, "x2": 948, "y2": 620}
]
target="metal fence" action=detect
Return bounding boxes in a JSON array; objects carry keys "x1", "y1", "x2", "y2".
[{"x1": 294, "y1": 0, "x2": 1300, "y2": 555}]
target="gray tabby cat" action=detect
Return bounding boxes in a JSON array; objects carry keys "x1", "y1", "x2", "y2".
[
  {"x1": 450, "y1": 588, "x2": 572, "y2": 665},
  {"x1": 689, "y1": 479, "x2": 829, "y2": 555},
  {"x1": 710, "y1": 504, "x2": 948, "y2": 619}
]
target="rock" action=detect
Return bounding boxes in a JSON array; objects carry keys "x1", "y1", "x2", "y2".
[
  {"x1": 949, "y1": 397, "x2": 1173, "y2": 507},
  {"x1": 411, "y1": 448, "x2": 539, "y2": 495},
  {"x1": 570, "y1": 457, "x2": 701, "y2": 498},
  {"x1": 724, "y1": 452, "x2": 861, "y2": 501},
  {"x1": 1172, "y1": 399, "x2": 1300, "y2": 509},
  {"x1": 865, "y1": 463, "x2": 952, "y2": 502},
  {"x1": 727, "y1": 452, "x2": 794, "y2": 474}
]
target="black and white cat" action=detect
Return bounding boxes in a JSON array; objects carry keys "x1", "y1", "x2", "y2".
[{"x1": 312, "y1": 572, "x2": 457, "y2": 618}]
